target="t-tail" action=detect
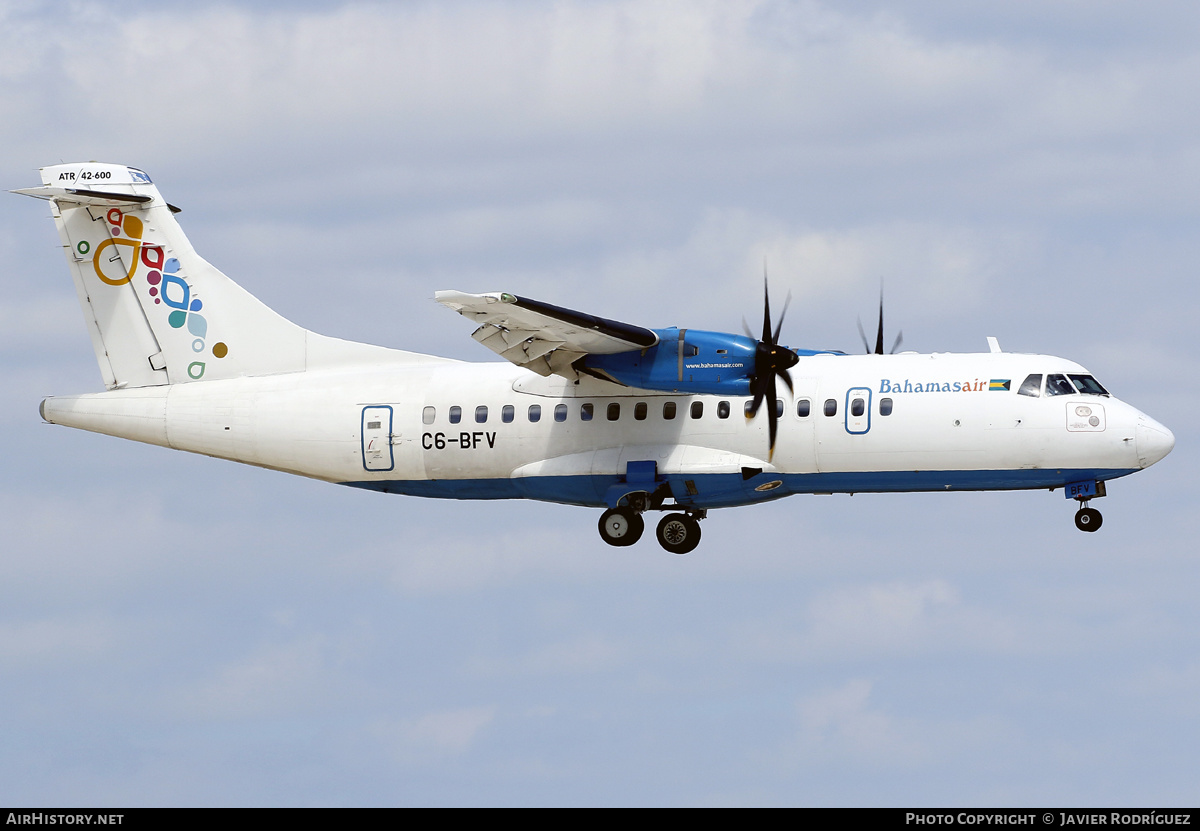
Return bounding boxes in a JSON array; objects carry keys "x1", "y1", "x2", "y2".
[
  {"x1": 15, "y1": 162, "x2": 318, "y2": 388},
  {"x1": 17, "y1": 162, "x2": 432, "y2": 390},
  {"x1": 17, "y1": 162, "x2": 446, "y2": 458}
]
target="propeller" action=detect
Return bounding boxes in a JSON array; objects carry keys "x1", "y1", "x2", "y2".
[
  {"x1": 856, "y1": 288, "x2": 903, "y2": 355},
  {"x1": 745, "y1": 276, "x2": 799, "y2": 460}
]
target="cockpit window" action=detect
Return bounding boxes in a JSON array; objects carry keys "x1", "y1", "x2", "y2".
[
  {"x1": 1017, "y1": 374, "x2": 1042, "y2": 397},
  {"x1": 1045, "y1": 374, "x2": 1077, "y2": 397},
  {"x1": 1068, "y1": 374, "x2": 1110, "y2": 396}
]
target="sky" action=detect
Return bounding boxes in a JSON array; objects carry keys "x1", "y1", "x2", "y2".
[{"x1": 0, "y1": 0, "x2": 1196, "y2": 807}]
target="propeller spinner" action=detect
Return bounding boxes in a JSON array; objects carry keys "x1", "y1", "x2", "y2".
[{"x1": 744, "y1": 278, "x2": 798, "y2": 459}]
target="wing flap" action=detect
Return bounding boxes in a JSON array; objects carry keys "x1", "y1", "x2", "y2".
[{"x1": 437, "y1": 290, "x2": 658, "y2": 379}]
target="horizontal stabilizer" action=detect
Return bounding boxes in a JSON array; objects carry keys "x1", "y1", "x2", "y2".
[{"x1": 12, "y1": 186, "x2": 153, "y2": 207}]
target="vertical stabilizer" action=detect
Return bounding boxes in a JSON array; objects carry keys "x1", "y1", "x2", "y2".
[{"x1": 16, "y1": 163, "x2": 307, "y2": 388}]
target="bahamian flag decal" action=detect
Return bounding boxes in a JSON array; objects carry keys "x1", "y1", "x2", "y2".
[{"x1": 990, "y1": 379, "x2": 1011, "y2": 391}]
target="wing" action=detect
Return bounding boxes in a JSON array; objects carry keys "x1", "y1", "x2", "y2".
[{"x1": 435, "y1": 291, "x2": 659, "y2": 377}]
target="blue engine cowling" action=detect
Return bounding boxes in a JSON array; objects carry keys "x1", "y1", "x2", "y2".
[{"x1": 580, "y1": 328, "x2": 821, "y2": 396}]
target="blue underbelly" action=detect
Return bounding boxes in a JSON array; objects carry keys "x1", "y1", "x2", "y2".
[{"x1": 342, "y1": 467, "x2": 1139, "y2": 508}]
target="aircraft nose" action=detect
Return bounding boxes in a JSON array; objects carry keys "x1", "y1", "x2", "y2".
[{"x1": 1135, "y1": 416, "x2": 1175, "y2": 468}]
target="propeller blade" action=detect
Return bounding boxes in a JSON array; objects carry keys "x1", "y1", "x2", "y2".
[
  {"x1": 777, "y1": 366, "x2": 794, "y2": 394},
  {"x1": 856, "y1": 285, "x2": 905, "y2": 356},
  {"x1": 856, "y1": 317, "x2": 870, "y2": 354},
  {"x1": 874, "y1": 294, "x2": 885, "y2": 355},
  {"x1": 761, "y1": 277, "x2": 772, "y2": 344},
  {"x1": 765, "y1": 372, "x2": 779, "y2": 460},
  {"x1": 772, "y1": 291, "x2": 792, "y2": 345},
  {"x1": 745, "y1": 270, "x2": 799, "y2": 459},
  {"x1": 746, "y1": 382, "x2": 765, "y2": 418}
]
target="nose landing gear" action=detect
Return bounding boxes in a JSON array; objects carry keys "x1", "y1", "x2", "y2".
[
  {"x1": 1074, "y1": 504, "x2": 1103, "y2": 532},
  {"x1": 1064, "y1": 480, "x2": 1106, "y2": 533}
]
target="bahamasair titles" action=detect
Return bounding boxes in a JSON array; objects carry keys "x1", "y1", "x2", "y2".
[{"x1": 15, "y1": 163, "x2": 1175, "y2": 554}]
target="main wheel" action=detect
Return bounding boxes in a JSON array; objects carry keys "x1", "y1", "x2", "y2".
[
  {"x1": 598, "y1": 508, "x2": 644, "y2": 546},
  {"x1": 1074, "y1": 507, "x2": 1103, "y2": 532},
  {"x1": 656, "y1": 513, "x2": 701, "y2": 555}
]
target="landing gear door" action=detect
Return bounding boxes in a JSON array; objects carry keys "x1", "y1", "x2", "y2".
[
  {"x1": 361, "y1": 405, "x2": 394, "y2": 471},
  {"x1": 845, "y1": 387, "x2": 871, "y2": 435}
]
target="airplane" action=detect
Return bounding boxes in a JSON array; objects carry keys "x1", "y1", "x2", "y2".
[{"x1": 14, "y1": 162, "x2": 1175, "y2": 554}]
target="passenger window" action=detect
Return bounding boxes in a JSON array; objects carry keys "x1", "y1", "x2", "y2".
[
  {"x1": 1069, "y1": 374, "x2": 1110, "y2": 396},
  {"x1": 776, "y1": 399, "x2": 784, "y2": 418},
  {"x1": 634, "y1": 402, "x2": 648, "y2": 421},
  {"x1": 824, "y1": 399, "x2": 837, "y2": 417},
  {"x1": 879, "y1": 398, "x2": 893, "y2": 416},
  {"x1": 502, "y1": 405, "x2": 514, "y2": 423},
  {"x1": 796, "y1": 399, "x2": 811, "y2": 418},
  {"x1": 1046, "y1": 374, "x2": 1076, "y2": 397},
  {"x1": 663, "y1": 401, "x2": 677, "y2": 420},
  {"x1": 744, "y1": 400, "x2": 755, "y2": 417},
  {"x1": 422, "y1": 406, "x2": 435, "y2": 425},
  {"x1": 718, "y1": 401, "x2": 730, "y2": 419},
  {"x1": 475, "y1": 405, "x2": 488, "y2": 423},
  {"x1": 1018, "y1": 374, "x2": 1042, "y2": 397},
  {"x1": 607, "y1": 403, "x2": 621, "y2": 421},
  {"x1": 449, "y1": 406, "x2": 462, "y2": 424},
  {"x1": 851, "y1": 398, "x2": 865, "y2": 417},
  {"x1": 581, "y1": 403, "x2": 594, "y2": 421},
  {"x1": 691, "y1": 401, "x2": 704, "y2": 419},
  {"x1": 528, "y1": 404, "x2": 541, "y2": 423},
  {"x1": 554, "y1": 404, "x2": 568, "y2": 422}
]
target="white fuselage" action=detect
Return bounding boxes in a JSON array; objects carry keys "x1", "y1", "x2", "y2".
[{"x1": 39, "y1": 348, "x2": 1174, "y2": 511}]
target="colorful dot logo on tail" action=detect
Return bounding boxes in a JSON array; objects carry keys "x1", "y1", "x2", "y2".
[
  {"x1": 91, "y1": 208, "x2": 231, "y2": 370},
  {"x1": 91, "y1": 208, "x2": 144, "y2": 286}
]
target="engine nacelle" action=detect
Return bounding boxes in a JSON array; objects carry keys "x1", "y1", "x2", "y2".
[{"x1": 581, "y1": 328, "x2": 758, "y2": 396}]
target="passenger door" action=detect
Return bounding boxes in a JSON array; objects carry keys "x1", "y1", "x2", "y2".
[{"x1": 361, "y1": 405, "x2": 394, "y2": 471}]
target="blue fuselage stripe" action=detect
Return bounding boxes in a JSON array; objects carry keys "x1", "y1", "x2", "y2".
[{"x1": 341, "y1": 468, "x2": 1139, "y2": 509}]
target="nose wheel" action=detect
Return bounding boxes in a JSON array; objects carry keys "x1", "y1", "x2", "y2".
[{"x1": 1074, "y1": 506, "x2": 1103, "y2": 532}]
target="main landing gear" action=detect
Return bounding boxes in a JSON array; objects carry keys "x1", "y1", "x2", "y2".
[
  {"x1": 597, "y1": 507, "x2": 644, "y2": 547},
  {"x1": 655, "y1": 513, "x2": 702, "y2": 555},
  {"x1": 597, "y1": 494, "x2": 705, "y2": 554}
]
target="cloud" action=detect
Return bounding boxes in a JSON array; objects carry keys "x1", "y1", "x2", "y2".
[
  {"x1": 0, "y1": 617, "x2": 118, "y2": 667},
  {"x1": 469, "y1": 634, "x2": 626, "y2": 678},
  {"x1": 806, "y1": 579, "x2": 960, "y2": 648},
  {"x1": 731, "y1": 577, "x2": 1040, "y2": 663},
  {"x1": 172, "y1": 636, "x2": 341, "y2": 720},
  {"x1": 6, "y1": 0, "x2": 1195, "y2": 181},
  {"x1": 375, "y1": 704, "x2": 497, "y2": 760},
  {"x1": 795, "y1": 678, "x2": 924, "y2": 764}
]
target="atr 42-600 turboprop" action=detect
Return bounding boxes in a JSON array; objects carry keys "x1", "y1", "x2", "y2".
[{"x1": 15, "y1": 163, "x2": 1175, "y2": 554}]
